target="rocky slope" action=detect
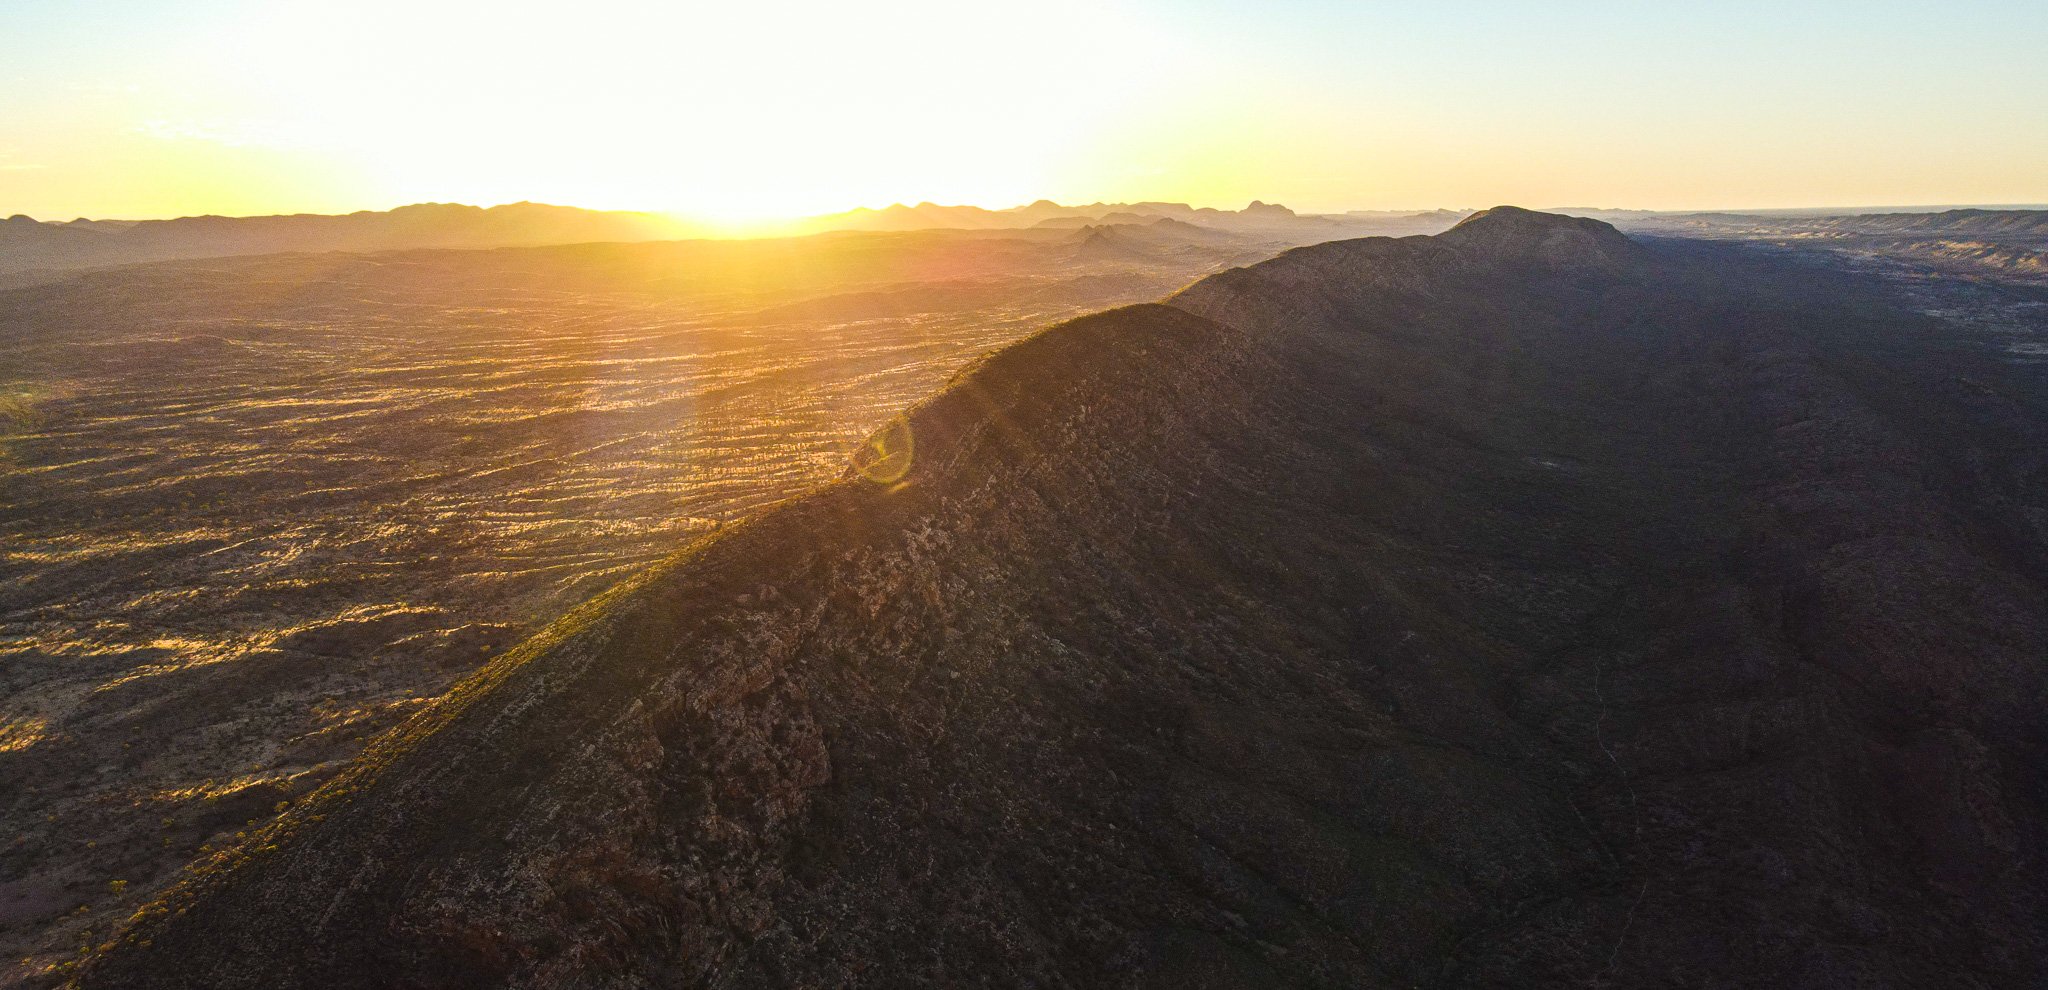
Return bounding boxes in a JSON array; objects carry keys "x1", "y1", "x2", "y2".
[{"x1": 70, "y1": 209, "x2": 2048, "y2": 988}]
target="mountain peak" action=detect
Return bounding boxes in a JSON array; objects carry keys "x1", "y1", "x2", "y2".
[
  {"x1": 1439, "y1": 205, "x2": 1642, "y2": 269},
  {"x1": 1243, "y1": 200, "x2": 1296, "y2": 217}
]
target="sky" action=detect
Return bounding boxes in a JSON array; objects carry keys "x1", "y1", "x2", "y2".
[{"x1": 3, "y1": 0, "x2": 2045, "y2": 225}]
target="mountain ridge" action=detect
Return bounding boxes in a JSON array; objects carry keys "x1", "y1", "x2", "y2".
[{"x1": 69, "y1": 210, "x2": 2048, "y2": 988}]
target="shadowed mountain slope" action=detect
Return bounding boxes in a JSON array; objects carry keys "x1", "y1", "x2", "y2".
[{"x1": 73, "y1": 210, "x2": 2048, "y2": 988}]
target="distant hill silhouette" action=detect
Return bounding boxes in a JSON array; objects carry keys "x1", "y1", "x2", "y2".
[
  {"x1": 76, "y1": 210, "x2": 2048, "y2": 988},
  {"x1": 0, "y1": 202, "x2": 693, "y2": 275},
  {"x1": 0, "y1": 200, "x2": 1477, "y2": 282},
  {"x1": 803, "y1": 198, "x2": 1401, "y2": 237}
]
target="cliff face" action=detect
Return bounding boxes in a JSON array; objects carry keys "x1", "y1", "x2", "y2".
[{"x1": 77, "y1": 212, "x2": 2047, "y2": 988}]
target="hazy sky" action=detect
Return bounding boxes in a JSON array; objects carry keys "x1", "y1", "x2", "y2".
[{"x1": 4, "y1": 0, "x2": 2045, "y2": 223}]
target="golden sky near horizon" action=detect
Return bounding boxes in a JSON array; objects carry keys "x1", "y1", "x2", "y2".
[{"x1": 3, "y1": 0, "x2": 2045, "y2": 225}]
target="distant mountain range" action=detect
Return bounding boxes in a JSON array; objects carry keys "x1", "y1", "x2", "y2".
[
  {"x1": 803, "y1": 198, "x2": 1314, "y2": 232},
  {"x1": 11, "y1": 196, "x2": 2045, "y2": 284},
  {"x1": 0, "y1": 202, "x2": 695, "y2": 277},
  {"x1": 0, "y1": 199, "x2": 1470, "y2": 278}
]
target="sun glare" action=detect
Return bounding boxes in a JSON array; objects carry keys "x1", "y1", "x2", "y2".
[{"x1": 168, "y1": 0, "x2": 1173, "y2": 226}]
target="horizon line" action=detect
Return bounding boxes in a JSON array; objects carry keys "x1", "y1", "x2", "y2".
[{"x1": 11, "y1": 198, "x2": 2048, "y2": 227}]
